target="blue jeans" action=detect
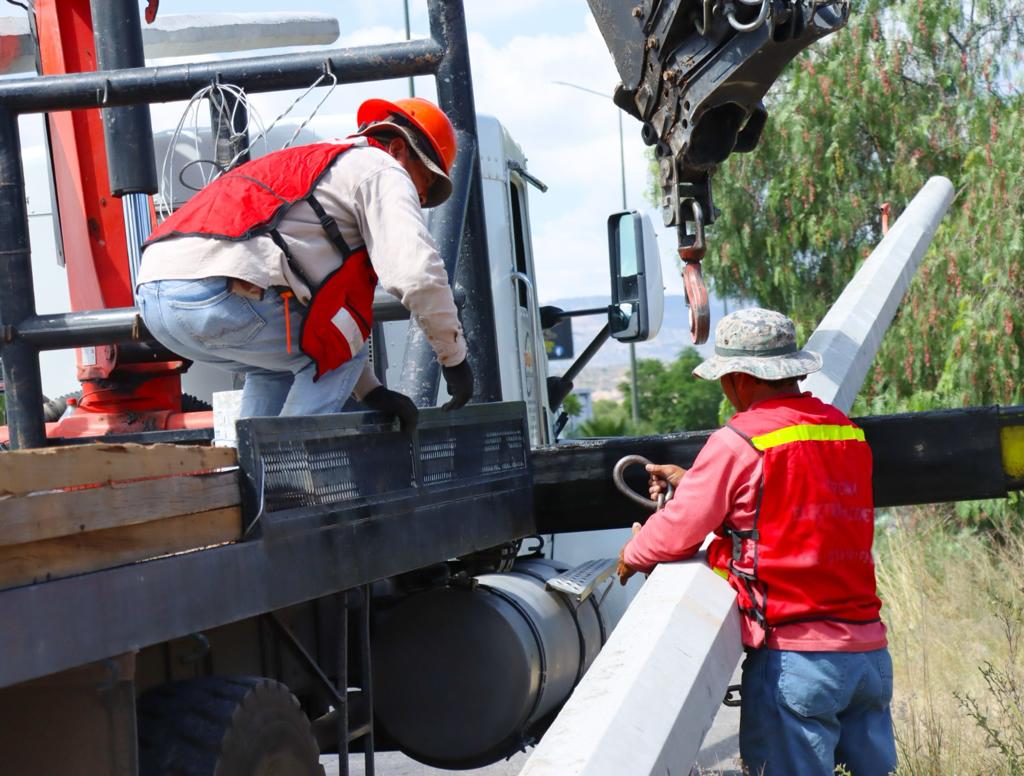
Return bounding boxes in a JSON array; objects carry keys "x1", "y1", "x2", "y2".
[
  {"x1": 740, "y1": 648, "x2": 897, "y2": 776},
  {"x1": 138, "y1": 278, "x2": 367, "y2": 418}
]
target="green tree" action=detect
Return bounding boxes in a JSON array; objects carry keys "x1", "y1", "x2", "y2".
[
  {"x1": 576, "y1": 414, "x2": 630, "y2": 438},
  {"x1": 576, "y1": 398, "x2": 634, "y2": 438},
  {"x1": 690, "y1": 0, "x2": 1023, "y2": 413},
  {"x1": 561, "y1": 393, "x2": 582, "y2": 419},
  {"x1": 619, "y1": 347, "x2": 722, "y2": 432}
]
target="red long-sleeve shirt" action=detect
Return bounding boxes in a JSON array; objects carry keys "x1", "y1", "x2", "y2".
[{"x1": 622, "y1": 396, "x2": 888, "y2": 651}]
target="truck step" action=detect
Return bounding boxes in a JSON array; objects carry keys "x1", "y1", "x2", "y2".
[{"x1": 546, "y1": 558, "x2": 618, "y2": 603}]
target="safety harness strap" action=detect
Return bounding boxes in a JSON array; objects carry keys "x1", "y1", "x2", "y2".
[
  {"x1": 267, "y1": 229, "x2": 314, "y2": 295},
  {"x1": 268, "y1": 192, "x2": 363, "y2": 299},
  {"x1": 305, "y1": 194, "x2": 353, "y2": 259}
]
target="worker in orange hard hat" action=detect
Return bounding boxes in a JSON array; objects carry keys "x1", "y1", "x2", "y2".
[{"x1": 137, "y1": 96, "x2": 473, "y2": 429}]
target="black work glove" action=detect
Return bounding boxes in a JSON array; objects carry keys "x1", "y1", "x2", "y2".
[
  {"x1": 364, "y1": 386, "x2": 419, "y2": 432},
  {"x1": 441, "y1": 359, "x2": 474, "y2": 411}
]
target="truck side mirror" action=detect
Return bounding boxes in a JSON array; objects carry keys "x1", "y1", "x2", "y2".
[{"x1": 607, "y1": 210, "x2": 664, "y2": 343}]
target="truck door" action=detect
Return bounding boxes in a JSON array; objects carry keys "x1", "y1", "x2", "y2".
[{"x1": 507, "y1": 174, "x2": 550, "y2": 446}]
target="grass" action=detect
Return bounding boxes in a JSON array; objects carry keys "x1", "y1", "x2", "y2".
[{"x1": 875, "y1": 506, "x2": 1024, "y2": 775}]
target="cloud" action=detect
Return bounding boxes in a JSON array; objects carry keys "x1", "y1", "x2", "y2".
[
  {"x1": 462, "y1": 0, "x2": 552, "y2": 25},
  {"x1": 457, "y1": 15, "x2": 666, "y2": 301}
]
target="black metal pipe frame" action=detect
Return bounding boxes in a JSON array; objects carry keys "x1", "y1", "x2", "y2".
[
  {"x1": 398, "y1": 132, "x2": 477, "y2": 404},
  {"x1": 0, "y1": 0, "x2": 500, "y2": 447},
  {"x1": 336, "y1": 592, "x2": 349, "y2": 776},
  {"x1": 358, "y1": 585, "x2": 376, "y2": 775},
  {"x1": 399, "y1": 0, "x2": 501, "y2": 406},
  {"x1": 16, "y1": 309, "x2": 145, "y2": 349},
  {"x1": 209, "y1": 89, "x2": 250, "y2": 171},
  {"x1": 0, "y1": 108, "x2": 46, "y2": 449},
  {"x1": 16, "y1": 289, "x2": 469, "y2": 350},
  {"x1": 265, "y1": 613, "x2": 346, "y2": 708},
  {"x1": 0, "y1": 39, "x2": 444, "y2": 113},
  {"x1": 440, "y1": 0, "x2": 502, "y2": 404},
  {"x1": 89, "y1": 0, "x2": 158, "y2": 196}
]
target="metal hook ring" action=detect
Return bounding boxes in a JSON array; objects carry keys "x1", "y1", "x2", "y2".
[
  {"x1": 613, "y1": 455, "x2": 674, "y2": 511},
  {"x1": 687, "y1": 199, "x2": 706, "y2": 249},
  {"x1": 727, "y1": 0, "x2": 771, "y2": 32},
  {"x1": 677, "y1": 199, "x2": 706, "y2": 258}
]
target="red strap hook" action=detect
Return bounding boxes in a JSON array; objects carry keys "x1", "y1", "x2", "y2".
[{"x1": 677, "y1": 200, "x2": 710, "y2": 344}]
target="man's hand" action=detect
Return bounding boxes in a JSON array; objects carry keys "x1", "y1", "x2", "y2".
[
  {"x1": 617, "y1": 521, "x2": 643, "y2": 585},
  {"x1": 441, "y1": 359, "x2": 473, "y2": 411},
  {"x1": 364, "y1": 386, "x2": 419, "y2": 432},
  {"x1": 646, "y1": 463, "x2": 686, "y2": 502}
]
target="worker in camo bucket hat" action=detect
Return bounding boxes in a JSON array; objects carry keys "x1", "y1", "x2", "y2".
[
  {"x1": 691, "y1": 306, "x2": 823, "y2": 382},
  {"x1": 618, "y1": 307, "x2": 897, "y2": 776}
]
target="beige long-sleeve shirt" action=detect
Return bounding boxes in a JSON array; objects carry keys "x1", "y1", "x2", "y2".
[{"x1": 138, "y1": 137, "x2": 467, "y2": 397}]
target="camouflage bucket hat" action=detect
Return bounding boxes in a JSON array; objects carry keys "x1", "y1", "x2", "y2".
[{"x1": 692, "y1": 307, "x2": 823, "y2": 381}]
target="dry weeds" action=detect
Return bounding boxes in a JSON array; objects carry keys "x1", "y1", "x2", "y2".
[{"x1": 876, "y1": 507, "x2": 1024, "y2": 775}]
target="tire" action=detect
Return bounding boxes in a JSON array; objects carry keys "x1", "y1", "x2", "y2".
[
  {"x1": 182, "y1": 393, "x2": 213, "y2": 412},
  {"x1": 41, "y1": 391, "x2": 211, "y2": 422},
  {"x1": 42, "y1": 392, "x2": 77, "y2": 423},
  {"x1": 137, "y1": 676, "x2": 324, "y2": 776}
]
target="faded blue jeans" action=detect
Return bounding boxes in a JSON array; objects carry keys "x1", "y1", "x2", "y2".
[
  {"x1": 138, "y1": 277, "x2": 367, "y2": 418},
  {"x1": 740, "y1": 647, "x2": 898, "y2": 776}
]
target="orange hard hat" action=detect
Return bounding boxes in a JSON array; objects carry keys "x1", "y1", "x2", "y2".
[{"x1": 356, "y1": 97, "x2": 457, "y2": 174}]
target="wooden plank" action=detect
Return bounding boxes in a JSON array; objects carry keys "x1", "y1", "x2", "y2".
[
  {"x1": 0, "y1": 471, "x2": 240, "y2": 547},
  {"x1": 0, "y1": 506, "x2": 241, "y2": 591},
  {"x1": 0, "y1": 443, "x2": 238, "y2": 497}
]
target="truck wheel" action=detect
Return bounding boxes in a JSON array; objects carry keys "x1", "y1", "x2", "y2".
[
  {"x1": 41, "y1": 391, "x2": 211, "y2": 422},
  {"x1": 137, "y1": 676, "x2": 324, "y2": 776}
]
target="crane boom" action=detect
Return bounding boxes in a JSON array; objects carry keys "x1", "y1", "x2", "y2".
[{"x1": 587, "y1": 0, "x2": 850, "y2": 341}]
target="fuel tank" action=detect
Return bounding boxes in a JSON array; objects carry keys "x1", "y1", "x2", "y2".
[{"x1": 372, "y1": 557, "x2": 607, "y2": 769}]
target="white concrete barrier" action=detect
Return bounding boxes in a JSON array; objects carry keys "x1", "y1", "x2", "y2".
[
  {"x1": 520, "y1": 559, "x2": 742, "y2": 776},
  {"x1": 0, "y1": 13, "x2": 340, "y2": 75}
]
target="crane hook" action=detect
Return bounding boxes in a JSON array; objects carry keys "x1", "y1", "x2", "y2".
[{"x1": 678, "y1": 200, "x2": 711, "y2": 344}]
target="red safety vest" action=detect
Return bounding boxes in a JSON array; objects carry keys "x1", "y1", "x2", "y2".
[
  {"x1": 706, "y1": 394, "x2": 882, "y2": 631},
  {"x1": 145, "y1": 140, "x2": 382, "y2": 381}
]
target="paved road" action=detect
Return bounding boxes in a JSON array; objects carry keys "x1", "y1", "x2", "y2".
[
  {"x1": 321, "y1": 692, "x2": 743, "y2": 776},
  {"x1": 322, "y1": 751, "x2": 526, "y2": 776}
]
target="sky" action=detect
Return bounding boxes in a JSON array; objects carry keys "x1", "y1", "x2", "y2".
[{"x1": 1, "y1": 0, "x2": 685, "y2": 305}]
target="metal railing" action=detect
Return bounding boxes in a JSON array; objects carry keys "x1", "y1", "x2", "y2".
[{"x1": 0, "y1": 0, "x2": 498, "y2": 449}]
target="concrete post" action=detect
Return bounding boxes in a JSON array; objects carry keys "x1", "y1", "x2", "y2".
[
  {"x1": 520, "y1": 560, "x2": 742, "y2": 776},
  {"x1": 802, "y1": 176, "x2": 955, "y2": 413}
]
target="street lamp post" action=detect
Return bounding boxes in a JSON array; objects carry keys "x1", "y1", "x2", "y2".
[
  {"x1": 402, "y1": 0, "x2": 415, "y2": 97},
  {"x1": 554, "y1": 80, "x2": 640, "y2": 426}
]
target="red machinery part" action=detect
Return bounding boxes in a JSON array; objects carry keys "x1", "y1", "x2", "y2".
[
  {"x1": 681, "y1": 260, "x2": 710, "y2": 345},
  {"x1": 33, "y1": 0, "x2": 198, "y2": 439}
]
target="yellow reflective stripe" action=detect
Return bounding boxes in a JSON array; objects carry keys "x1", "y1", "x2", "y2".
[
  {"x1": 712, "y1": 567, "x2": 729, "y2": 580},
  {"x1": 1003, "y1": 425, "x2": 1024, "y2": 479},
  {"x1": 750, "y1": 424, "x2": 866, "y2": 451}
]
